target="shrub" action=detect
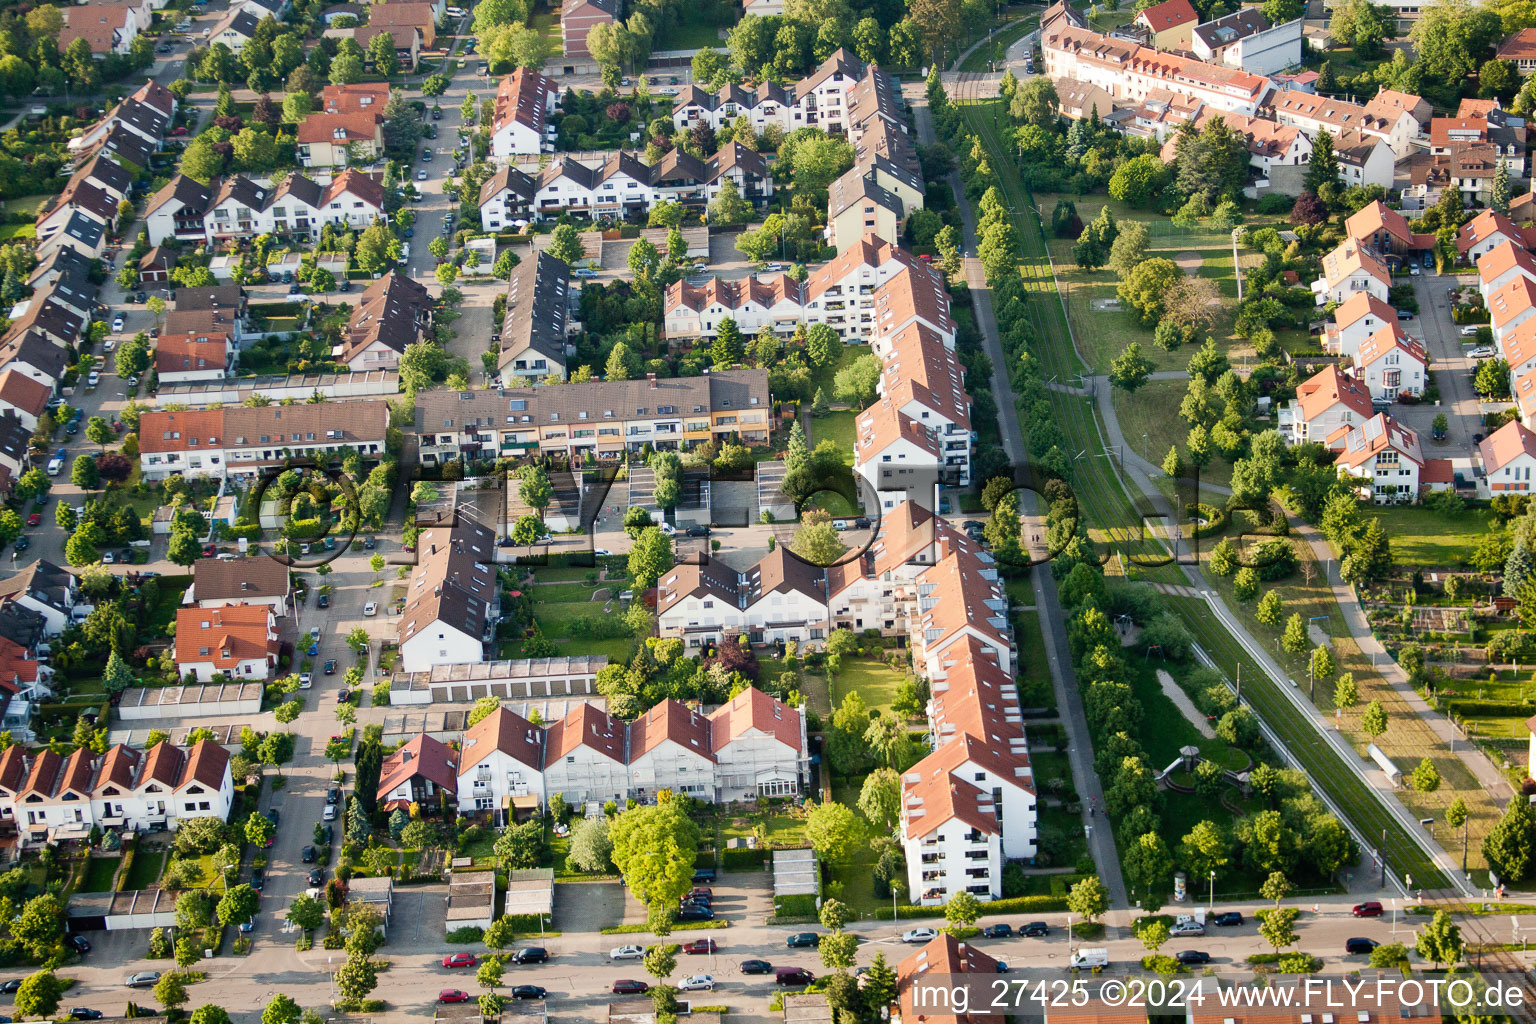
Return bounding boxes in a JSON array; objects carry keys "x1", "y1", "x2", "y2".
[{"x1": 446, "y1": 926, "x2": 485, "y2": 943}]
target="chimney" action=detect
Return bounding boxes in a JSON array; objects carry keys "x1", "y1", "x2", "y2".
[{"x1": 647, "y1": 373, "x2": 657, "y2": 389}]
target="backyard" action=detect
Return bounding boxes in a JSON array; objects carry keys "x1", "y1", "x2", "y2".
[{"x1": 1364, "y1": 505, "x2": 1495, "y2": 570}]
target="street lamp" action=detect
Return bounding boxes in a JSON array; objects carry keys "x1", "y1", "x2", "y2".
[
  {"x1": 1067, "y1": 913, "x2": 1074, "y2": 951},
  {"x1": 1208, "y1": 870, "x2": 1215, "y2": 914}
]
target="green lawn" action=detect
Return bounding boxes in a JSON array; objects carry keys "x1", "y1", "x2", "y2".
[
  {"x1": 1014, "y1": 609, "x2": 1055, "y2": 708},
  {"x1": 124, "y1": 846, "x2": 166, "y2": 891},
  {"x1": 529, "y1": 11, "x2": 562, "y2": 52},
  {"x1": 825, "y1": 654, "x2": 908, "y2": 715},
  {"x1": 529, "y1": 582, "x2": 608, "y2": 603},
  {"x1": 825, "y1": 782, "x2": 882, "y2": 917},
  {"x1": 79, "y1": 856, "x2": 120, "y2": 893},
  {"x1": 663, "y1": 19, "x2": 723, "y2": 48},
  {"x1": 1364, "y1": 505, "x2": 1495, "y2": 571},
  {"x1": 809, "y1": 410, "x2": 858, "y2": 465},
  {"x1": 1113, "y1": 379, "x2": 1233, "y2": 491}
]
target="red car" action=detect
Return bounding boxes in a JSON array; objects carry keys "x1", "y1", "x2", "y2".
[
  {"x1": 171, "y1": 126, "x2": 189, "y2": 136},
  {"x1": 442, "y1": 953, "x2": 477, "y2": 968},
  {"x1": 1352, "y1": 901, "x2": 1384, "y2": 918},
  {"x1": 202, "y1": 543, "x2": 216, "y2": 556},
  {"x1": 683, "y1": 939, "x2": 718, "y2": 955},
  {"x1": 439, "y1": 990, "x2": 471, "y2": 1004},
  {"x1": 25, "y1": 514, "x2": 39, "y2": 527},
  {"x1": 612, "y1": 981, "x2": 649, "y2": 995}
]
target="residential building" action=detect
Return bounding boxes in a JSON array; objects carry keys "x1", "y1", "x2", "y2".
[
  {"x1": 561, "y1": 0, "x2": 618, "y2": 61},
  {"x1": 1311, "y1": 239, "x2": 1391, "y2": 305},
  {"x1": 664, "y1": 275, "x2": 806, "y2": 340},
  {"x1": 35, "y1": 179, "x2": 121, "y2": 242},
  {"x1": 542, "y1": 702, "x2": 629, "y2": 805},
  {"x1": 1458, "y1": 209, "x2": 1536, "y2": 263},
  {"x1": 1043, "y1": 24, "x2": 1269, "y2": 116},
  {"x1": 1489, "y1": 274, "x2": 1536, "y2": 341},
  {"x1": 1161, "y1": 111, "x2": 1309, "y2": 176},
  {"x1": 155, "y1": 332, "x2": 234, "y2": 384},
  {"x1": 1343, "y1": 200, "x2": 1435, "y2": 259},
  {"x1": 707, "y1": 687, "x2": 807, "y2": 800},
  {"x1": 1134, "y1": 0, "x2": 1198, "y2": 48},
  {"x1": 322, "y1": 82, "x2": 391, "y2": 114},
  {"x1": 626, "y1": 699, "x2": 717, "y2": 800},
  {"x1": 656, "y1": 558, "x2": 751, "y2": 646},
  {"x1": 1269, "y1": 87, "x2": 1426, "y2": 157},
  {"x1": 1324, "y1": 291, "x2": 1401, "y2": 358},
  {"x1": 297, "y1": 111, "x2": 384, "y2": 167},
  {"x1": 1479, "y1": 239, "x2": 1536, "y2": 300},
  {"x1": 1351, "y1": 326, "x2": 1426, "y2": 401},
  {"x1": 740, "y1": 548, "x2": 831, "y2": 644},
  {"x1": 60, "y1": 3, "x2": 139, "y2": 55},
  {"x1": 36, "y1": 212, "x2": 106, "y2": 261},
  {"x1": 878, "y1": 321, "x2": 972, "y2": 484},
  {"x1": 1334, "y1": 130, "x2": 1396, "y2": 191},
  {"x1": 144, "y1": 170, "x2": 385, "y2": 245},
  {"x1": 0, "y1": 561, "x2": 80, "y2": 637},
  {"x1": 1501, "y1": 316, "x2": 1536, "y2": 380},
  {"x1": 0, "y1": 371, "x2": 52, "y2": 432},
  {"x1": 456, "y1": 706, "x2": 547, "y2": 816},
  {"x1": 208, "y1": 7, "x2": 261, "y2": 51},
  {"x1": 490, "y1": 68, "x2": 557, "y2": 158},
  {"x1": 826, "y1": 167, "x2": 904, "y2": 250},
  {"x1": 477, "y1": 166, "x2": 538, "y2": 230},
  {"x1": 1276, "y1": 364, "x2": 1374, "y2": 444},
  {"x1": 896, "y1": 935, "x2": 1006, "y2": 1024},
  {"x1": 1501, "y1": 28, "x2": 1536, "y2": 72},
  {"x1": 499, "y1": 252, "x2": 571, "y2": 381},
  {"x1": 377, "y1": 734, "x2": 459, "y2": 810},
  {"x1": 1189, "y1": 9, "x2": 1301, "y2": 74},
  {"x1": 335, "y1": 271, "x2": 433, "y2": 370},
  {"x1": 0, "y1": 637, "x2": 52, "y2": 743},
  {"x1": 173, "y1": 604, "x2": 280, "y2": 682},
  {"x1": 854, "y1": 398, "x2": 945, "y2": 514},
  {"x1": 412, "y1": 369, "x2": 771, "y2": 465},
  {"x1": 0, "y1": 332, "x2": 68, "y2": 392},
  {"x1": 365, "y1": 2, "x2": 435, "y2": 48},
  {"x1": 143, "y1": 175, "x2": 215, "y2": 245},
  {"x1": 1325, "y1": 413, "x2": 1426, "y2": 503},
  {"x1": 136, "y1": 400, "x2": 391, "y2": 480},
  {"x1": 354, "y1": 23, "x2": 421, "y2": 70},
  {"x1": 1481, "y1": 419, "x2": 1536, "y2": 494},
  {"x1": 398, "y1": 521, "x2": 500, "y2": 674},
  {"x1": 189, "y1": 556, "x2": 291, "y2": 616}
]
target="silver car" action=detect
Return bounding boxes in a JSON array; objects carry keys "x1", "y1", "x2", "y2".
[{"x1": 1468, "y1": 345, "x2": 1496, "y2": 359}]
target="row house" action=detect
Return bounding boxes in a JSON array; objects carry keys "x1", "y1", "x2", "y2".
[
  {"x1": 1268, "y1": 87, "x2": 1428, "y2": 158},
  {"x1": 37, "y1": 212, "x2": 106, "y2": 262},
  {"x1": 377, "y1": 734, "x2": 460, "y2": 811},
  {"x1": 1501, "y1": 317, "x2": 1536, "y2": 384},
  {"x1": 0, "y1": 370, "x2": 53, "y2": 432},
  {"x1": 1482, "y1": 419, "x2": 1536, "y2": 494},
  {"x1": 1325, "y1": 413, "x2": 1443, "y2": 504},
  {"x1": 826, "y1": 499, "x2": 955, "y2": 635},
  {"x1": 1333, "y1": 130, "x2": 1396, "y2": 192},
  {"x1": 1431, "y1": 100, "x2": 1527, "y2": 177},
  {"x1": 909, "y1": 547, "x2": 1012, "y2": 679},
  {"x1": 398, "y1": 521, "x2": 500, "y2": 674},
  {"x1": 1500, "y1": 29, "x2": 1536, "y2": 73},
  {"x1": 166, "y1": 283, "x2": 248, "y2": 348},
  {"x1": 1488, "y1": 274, "x2": 1536, "y2": 341},
  {"x1": 1457, "y1": 209, "x2": 1536, "y2": 264},
  {"x1": 1322, "y1": 291, "x2": 1400, "y2": 358},
  {"x1": 478, "y1": 144, "x2": 774, "y2": 228},
  {"x1": 0, "y1": 740, "x2": 232, "y2": 846},
  {"x1": 456, "y1": 688, "x2": 805, "y2": 812},
  {"x1": 0, "y1": 332, "x2": 69, "y2": 393},
  {"x1": 1403, "y1": 145, "x2": 1516, "y2": 209},
  {"x1": 208, "y1": 7, "x2": 262, "y2": 51},
  {"x1": 656, "y1": 547, "x2": 829, "y2": 646},
  {"x1": 4, "y1": 288, "x2": 89, "y2": 350},
  {"x1": 1479, "y1": 239, "x2": 1536, "y2": 300},
  {"x1": 412, "y1": 369, "x2": 771, "y2": 466},
  {"x1": 136, "y1": 400, "x2": 391, "y2": 481},
  {"x1": 352, "y1": 24, "x2": 422, "y2": 71},
  {"x1": 0, "y1": 637, "x2": 53, "y2": 744},
  {"x1": 498, "y1": 252, "x2": 571, "y2": 381},
  {"x1": 490, "y1": 68, "x2": 558, "y2": 158},
  {"x1": 671, "y1": 54, "x2": 900, "y2": 138},
  {"x1": 1277, "y1": 364, "x2": 1374, "y2": 445},
  {"x1": 35, "y1": 175, "x2": 124, "y2": 245},
  {"x1": 69, "y1": 81, "x2": 175, "y2": 156},
  {"x1": 1312, "y1": 238, "x2": 1391, "y2": 306},
  {"x1": 896, "y1": 936, "x2": 1006, "y2": 1023},
  {"x1": 665, "y1": 237, "x2": 949, "y2": 344},
  {"x1": 1135, "y1": 0, "x2": 1197, "y2": 48},
  {"x1": 1042, "y1": 24, "x2": 1270, "y2": 117},
  {"x1": 173, "y1": 603, "x2": 280, "y2": 682},
  {"x1": 874, "y1": 321, "x2": 971, "y2": 484},
  {"x1": 144, "y1": 170, "x2": 386, "y2": 246},
  {"x1": 334, "y1": 271, "x2": 434, "y2": 371},
  {"x1": 854, "y1": 399, "x2": 945, "y2": 514}
]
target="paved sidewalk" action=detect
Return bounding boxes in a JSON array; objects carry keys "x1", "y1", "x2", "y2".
[{"x1": 907, "y1": 83, "x2": 1130, "y2": 911}]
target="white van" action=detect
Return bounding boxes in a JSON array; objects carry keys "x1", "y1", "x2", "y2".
[{"x1": 1069, "y1": 948, "x2": 1109, "y2": 969}]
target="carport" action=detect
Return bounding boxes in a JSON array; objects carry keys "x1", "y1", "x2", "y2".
[
  {"x1": 503, "y1": 868, "x2": 554, "y2": 933},
  {"x1": 772, "y1": 848, "x2": 819, "y2": 897},
  {"x1": 65, "y1": 891, "x2": 112, "y2": 934},
  {"x1": 445, "y1": 870, "x2": 496, "y2": 935}
]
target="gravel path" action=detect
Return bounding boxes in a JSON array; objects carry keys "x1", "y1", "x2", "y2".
[{"x1": 1157, "y1": 669, "x2": 1216, "y2": 739}]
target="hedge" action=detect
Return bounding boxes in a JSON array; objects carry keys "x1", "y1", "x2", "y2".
[
  {"x1": 872, "y1": 893, "x2": 1069, "y2": 920},
  {"x1": 1440, "y1": 698, "x2": 1534, "y2": 718},
  {"x1": 721, "y1": 848, "x2": 764, "y2": 869},
  {"x1": 1187, "y1": 503, "x2": 1227, "y2": 539}
]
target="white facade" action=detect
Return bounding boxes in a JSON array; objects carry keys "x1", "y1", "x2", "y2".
[
  {"x1": 740, "y1": 589, "x2": 829, "y2": 644},
  {"x1": 1354, "y1": 344, "x2": 1426, "y2": 402},
  {"x1": 903, "y1": 811, "x2": 1005, "y2": 903},
  {"x1": 456, "y1": 747, "x2": 546, "y2": 813},
  {"x1": 709, "y1": 707, "x2": 807, "y2": 802},
  {"x1": 542, "y1": 747, "x2": 628, "y2": 806},
  {"x1": 1192, "y1": 17, "x2": 1302, "y2": 75},
  {"x1": 399, "y1": 621, "x2": 480, "y2": 675},
  {"x1": 627, "y1": 739, "x2": 716, "y2": 799},
  {"x1": 1337, "y1": 137, "x2": 1397, "y2": 191}
]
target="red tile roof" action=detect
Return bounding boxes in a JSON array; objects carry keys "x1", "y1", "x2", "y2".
[
  {"x1": 708, "y1": 686, "x2": 802, "y2": 754},
  {"x1": 1137, "y1": 0, "x2": 1197, "y2": 31},
  {"x1": 376, "y1": 734, "x2": 459, "y2": 804}
]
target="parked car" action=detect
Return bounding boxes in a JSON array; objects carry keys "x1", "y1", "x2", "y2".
[
  {"x1": 1399, "y1": 311, "x2": 1415, "y2": 321},
  {"x1": 683, "y1": 939, "x2": 718, "y2": 954},
  {"x1": 775, "y1": 969, "x2": 815, "y2": 987},
  {"x1": 1175, "y1": 951, "x2": 1211, "y2": 965},
  {"x1": 740, "y1": 960, "x2": 773, "y2": 974},
  {"x1": 610, "y1": 946, "x2": 644, "y2": 961},
  {"x1": 1460, "y1": 325, "x2": 1482, "y2": 337},
  {"x1": 12, "y1": 538, "x2": 27, "y2": 552},
  {"x1": 1212, "y1": 911, "x2": 1244, "y2": 927},
  {"x1": 678, "y1": 906, "x2": 714, "y2": 921},
  {"x1": 1346, "y1": 938, "x2": 1379, "y2": 955},
  {"x1": 443, "y1": 953, "x2": 477, "y2": 968},
  {"x1": 124, "y1": 973, "x2": 160, "y2": 988},
  {"x1": 1020, "y1": 921, "x2": 1050, "y2": 937},
  {"x1": 439, "y1": 991, "x2": 471, "y2": 1004},
  {"x1": 1352, "y1": 901, "x2": 1384, "y2": 918},
  {"x1": 0, "y1": 981, "x2": 20, "y2": 994},
  {"x1": 111, "y1": 316, "x2": 124, "y2": 332},
  {"x1": 25, "y1": 514, "x2": 39, "y2": 527},
  {"x1": 86, "y1": 371, "x2": 100, "y2": 387},
  {"x1": 786, "y1": 933, "x2": 820, "y2": 948},
  {"x1": 327, "y1": 787, "x2": 340, "y2": 805},
  {"x1": 981, "y1": 924, "x2": 1012, "y2": 938},
  {"x1": 299, "y1": 672, "x2": 311, "y2": 688},
  {"x1": 301, "y1": 845, "x2": 316, "y2": 862},
  {"x1": 317, "y1": 593, "x2": 330, "y2": 608},
  {"x1": 678, "y1": 975, "x2": 715, "y2": 991},
  {"x1": 902, "y1": 928, "x2": 938, "y2": 943},
  {"x1": 324, "y1": 660, "x2": 337, "y2": 675},
  {"x1": 510, "y1": 986, "x2": 546, "y2": 1000},
  {"x1": 322, "y1": 805, "x2": 338, "y2": 822},
  {"x1": 1469, "y1": 346, "x2": 1496, "y2": 359},
  {"x1": 1169, "y1": 920, "x2": 1204, "y2": 937},
  {"x1": 364, "y1": 602, "x2": 378, "y2": 616},
  {"x1": 512, "y1": 948, "x2": 548, "y2": 964},
  {"x1": 69, "y1": 936, "x2": 90, "y2": 953},
  {"x1": 308, "y1": 867, "x2": 324, "y2": 887},
  {"x1": 250, "y1": 868, "x2": 265, "y2": 891},
  {"x1": 69, "y1": 1011, "x2": 102, "y2": 1020},
  {"x1": 612, "y1": 981, "x2": 649, "y2": 995},
  {"x1": 686, "y1": 526, "x2": 710, "y2": 537}
]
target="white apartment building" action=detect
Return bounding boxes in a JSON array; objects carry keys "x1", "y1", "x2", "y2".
[
  {"x1": 657, "y1": 549, "x2": 829, "y2": 646},
  {"x1": 1277, "y1": 365, "x2": 1375, "y2": 445},
  {"x1": 144, "y1": 170, "x2": 387, "y2": 246},
  {"x1": 398, "y1": 522, "x2": 500, "y2": 675},
  {"x1": 1324, "y1": 292, "x2": 1401, "y2": 358},
  {"x1": 174, "y1": 604, "x2": 280, "y2": 682},
  {"x1": 542, "y1": 703, "x2": 632, "y2": 806},
  {"x1": 1482, "y1": 419, "x2": 1536, "y2": 496},
  {"x1": 1042, "y1": 24, "x2": 1270, "y2": 116},
  {"x1": 707, "y1": 687, "x2": 808, "y2": 800},
  {"x1": 671, "y1": 49, "x2": 885, "y2": 136},
  {"x1": 1352, "y1": 327, "x2": 1426, "y2": 402},
  {"x1": 1326, "y1": 413, "x2": 1427, "y2": 504},
  {"x1": 1312, "y1": 239, "x2": 1391, "y2": 306},
  {"x1": 1479, "y1": 240, "x2": 1536, "y2": 301},
  {"x1": 490, "y1": 68, "x2": 557, "y2": 158}
]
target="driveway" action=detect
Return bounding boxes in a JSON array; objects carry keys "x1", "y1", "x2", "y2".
[{"x1": 1404, "y1": 273, "x2": 1485, "y2": 456}]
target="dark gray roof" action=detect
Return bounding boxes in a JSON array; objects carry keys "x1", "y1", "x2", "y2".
[
  {"x1": 0, "y1": 560, "x2": 74, "y2": 612},
  {"x1": 145, "y1": 174, "x2": 214, "y2": 219},
  {"x1": 27, "y1": 247, "x2": 94, "y2": 289},
  {"x1": 97, "y1": 126, "x2": 156, "y2": 169},
  {"x1": 112, "y1": 98, "x2": 170, "y2": 140},
  {"x1": 479, "y1": 165, "x2": 537, "y2": 205},
  {"x1": 76, "y1": 154, "x2": 134, "y2": 197},
  {"x1": 827, "y1": 167, "x2": 902, "y2": 219},
  {"x1": 58, "y1": 212, "x2": 104, "y2": 249},
  {"x1": 1192, "y1": 8, "x2": 1269, "y2": 49},
  {"x1": 0, "y1": 333, "x2": 69, "y2": 382},
  {"x1": 499, "y1": 253, "x2": 569, "y2": 373}
]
